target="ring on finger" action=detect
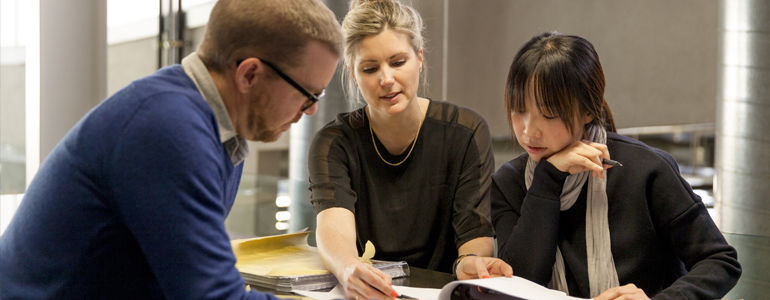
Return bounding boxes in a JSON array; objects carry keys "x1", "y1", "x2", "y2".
[{"x1": 356, "y1": 295, "x2": 359, "y2": 300}]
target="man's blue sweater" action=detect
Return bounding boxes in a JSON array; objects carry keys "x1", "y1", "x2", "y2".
[{"x1": 0, "y1": 65, "x2": 281, "y2": 300}]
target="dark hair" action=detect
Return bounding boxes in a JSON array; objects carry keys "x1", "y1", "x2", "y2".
[{"x1": 504, "y1": 32, "x2": 616, "y2": 137}]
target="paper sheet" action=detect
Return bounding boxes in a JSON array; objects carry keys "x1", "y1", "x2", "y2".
[
  {"x1": 293, "y1": 285, "x2": 347, "y2": 300},
  {"x1": 293, "y1": 285, "x2": 440, "y2": 300},
  {"x1": 392, "y1": 285, "x2": 441, "y2": 300},
  {"x1": 293, "y1": 275, "x2": 587, "y2": 300},
  {"x1": 438, "y1": 277, "x2": 586, "y2": 300},
  {"x1": 232, "y1": 233, "x2": 380, "y2": 277},
  {"x1": 232, "y1": 231, "x2": 329, "y2": 276},
  {"x1": 359, "y1": 241, "x2": 376, "y2": 264}
]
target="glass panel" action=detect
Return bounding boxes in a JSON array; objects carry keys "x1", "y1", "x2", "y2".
[
  {"x1": 0, "y1": 0, "x2": 28, "y2": 236},
  {"x1": 181, "y1": 0, "x2": 215, "y2": 10},
  {"x1": 227, "y1": 174, "x2": 299, "y2": 239},
  {"x1": 107, "y1": 0, "x2": 159, "y2": 28},
  {"x1": 1, "y1": 0, "x2": 28, "y2": 195},
  {"x1": 0, "y1": 64, "x2": 26, "y2": 195}
]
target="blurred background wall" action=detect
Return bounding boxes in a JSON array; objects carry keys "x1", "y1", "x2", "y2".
[{"x1": 417, "y1": 0, "x2": 718, "y2": 137}]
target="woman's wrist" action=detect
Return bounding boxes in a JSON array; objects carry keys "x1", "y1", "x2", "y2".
[
  {"x1": 528, "y1": 161, "x2": 569, "y2": 200},
  {"x1": 328, "y1": 255, "x2": 362, "y2": 283},
  {"x1": 452, "y1": 254, "x2": 477, "y2": 280}
]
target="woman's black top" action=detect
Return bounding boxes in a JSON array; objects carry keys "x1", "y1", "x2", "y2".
[{"x1": 309, "y1": 100, "x2": 495, "y2": 273}]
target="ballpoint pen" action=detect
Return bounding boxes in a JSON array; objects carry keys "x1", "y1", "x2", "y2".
[{"x1": 602, "y1": 158, "x2": 623, "y2": 167}]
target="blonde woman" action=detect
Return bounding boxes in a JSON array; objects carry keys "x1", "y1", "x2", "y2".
[{"x1": 308, "y1": 1, "x2": 511, "y2": 299}]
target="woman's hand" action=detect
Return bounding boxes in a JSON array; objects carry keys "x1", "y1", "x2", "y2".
[
  {"x1": 317, "y1": 208, "x2": 397, "y2": 300},
  {"x1": 455, "y1": 256, "x2": 513, "y2": 280},
  {"x1": 339, "y1": 261, "x2": 396, "y2": 300},
  {"x1": 594, "y1": 283, "x2": 650, "y2": 300},
  {"x1": 546, "y1": 140, "x2": 612, "y2": 178}
]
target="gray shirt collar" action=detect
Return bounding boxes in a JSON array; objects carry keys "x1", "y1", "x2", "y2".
[{"x1": 181, "y1": 52, "x2": 249, "y2": 166}]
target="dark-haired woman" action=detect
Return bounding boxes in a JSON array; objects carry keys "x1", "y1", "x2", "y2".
[{"x1": 491, "y1": 32, "x2": 741, "y2": 300}]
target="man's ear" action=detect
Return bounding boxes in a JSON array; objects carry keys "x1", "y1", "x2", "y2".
[{"x1": 235, "y1": 58, "x2": 262, "y2": 94}]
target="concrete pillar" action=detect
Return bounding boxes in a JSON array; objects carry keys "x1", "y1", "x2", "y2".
[
  {"x1": 716, "y1": 0, "x2": 770, "y2": 298},
  {"x1": 26, "y1": 0, "x2": 107, "y2": 184}
]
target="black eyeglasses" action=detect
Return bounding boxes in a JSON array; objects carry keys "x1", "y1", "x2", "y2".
[{"x1": 237, "y1": 58, "x2": 324, "y2": 111}]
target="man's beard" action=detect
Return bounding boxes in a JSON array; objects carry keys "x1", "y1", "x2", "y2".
[
  {"x1": 253, "y1": 127, "x2": 282, "y2": 142},
  {"x1": 242, "y1": 90, "x2": 285, "y2": 142},
  {"x1": 247, "y1": 111, "x2": 283, "y2": 142}
]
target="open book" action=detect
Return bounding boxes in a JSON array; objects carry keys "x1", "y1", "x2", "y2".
[
  {"x1": 436, "y1": 277, "x2": 588, "y2": 300},
  {"x1": 296, "y1": 276, "x2": 589, "y2": 300},
  {"x1": 231, "y1": 231, "x2": 409, "y2": 292}
]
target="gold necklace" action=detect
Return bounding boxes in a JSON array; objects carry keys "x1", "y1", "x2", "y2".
[{"x1": 369, "y1": 102, "x2": 424, "y2": 167}]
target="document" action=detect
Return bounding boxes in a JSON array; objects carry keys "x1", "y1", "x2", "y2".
[
  {"x1": 438, "y1": 277, "x2": 587, "y2": 300},
  {"x1": 294, "y1": 285, "x2": 442, "y2": 300},
  {"x1": 294, "y1": 277, "x2": 588, "y2": 300},
  {"x1": 232, "y1": 231, "x2": 329, "y2": 276}
]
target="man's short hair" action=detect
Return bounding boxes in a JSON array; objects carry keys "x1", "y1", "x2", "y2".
[{"x1": 198, "y1": 0, "x2": 343, "y2": 73}]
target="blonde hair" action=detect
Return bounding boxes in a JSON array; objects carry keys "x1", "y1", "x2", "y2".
[
  {"x1": 342, "y1": 0, "x2": 426, "y2": 105},
  {"x1": 198, "y1": 0, "x2": 343, "y2": 73}
]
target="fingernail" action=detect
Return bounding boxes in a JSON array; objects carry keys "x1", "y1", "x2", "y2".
[
  {"x1": 482, "y1": 275, "x2": 490, "y2": 279},
  {"x1": 507, "y1": 274, "x2": 512, "y2": 278},
  {"x1": 388, "y1": 283, "x2": 392, "y2": 286},
  {"x1": 391, "y1": 291, "x2": 398, "y2": 298}
]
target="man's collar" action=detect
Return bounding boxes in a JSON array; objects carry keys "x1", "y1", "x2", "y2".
[{"x1": 181, "y1": 52, "x2": 249, "y2": 166}]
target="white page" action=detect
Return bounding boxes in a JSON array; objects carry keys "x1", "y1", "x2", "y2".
[
  {"x1": 437, "y1": 277, "x2": 587, "y2": 300},
  {"x1": 294, "y1": 285, "x2": 347, "y2": 300},
  {"x1": 293, "y1": 284, "x2": 441, "y2": 300},
  {"x1": 393, "y1": 285, "x2": 441, "y2": 300},
  {"x1": 293, "y1": 278, "x2": 582, "y2": 300}
]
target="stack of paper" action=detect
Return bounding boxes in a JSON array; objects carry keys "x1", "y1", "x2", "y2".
[{"x1": 231, "y1": 231, "x2": 409, "y2": 292}]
